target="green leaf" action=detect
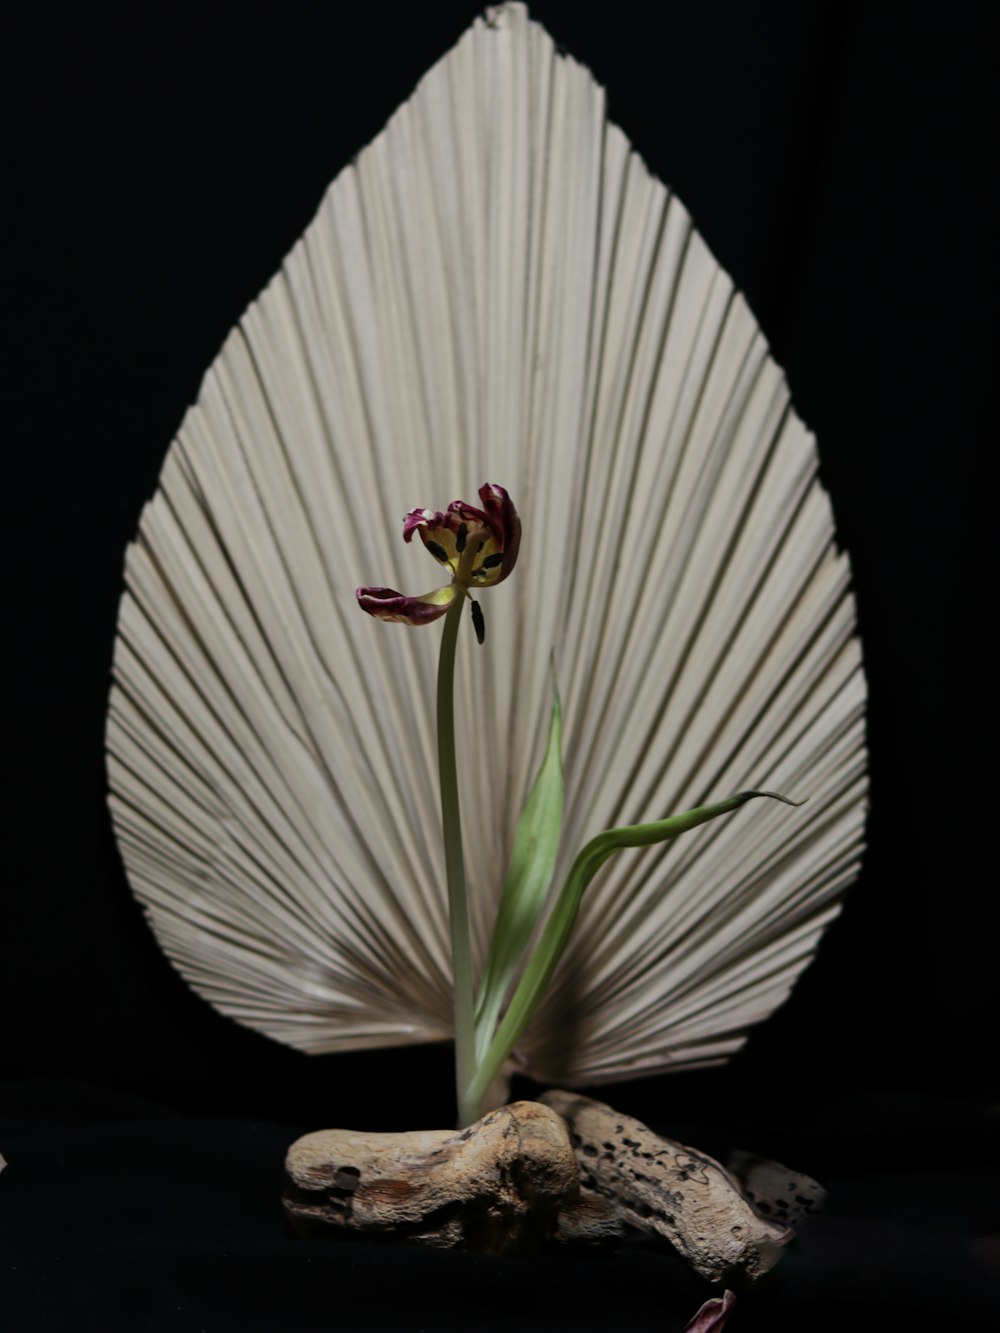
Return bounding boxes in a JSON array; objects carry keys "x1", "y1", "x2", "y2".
[
  {"x1": 474, "y1": 689, "x2": 564, "y2": 1062},
  {"x1": 466, "y1": 789, "x2": 802, "y2": 1109}
]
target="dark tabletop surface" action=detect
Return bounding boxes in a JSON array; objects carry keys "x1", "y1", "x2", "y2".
[{"x1": 2, "y1": 1080, "x2": 996, "y2": 1332}]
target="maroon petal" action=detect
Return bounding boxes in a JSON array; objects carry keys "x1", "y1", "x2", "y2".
[
  {"x1": 446, "y1": 498, "x2": 490, "y2": 526},
  {"x1": 355, "y1": 583, "x2": 458, "y2": 625},
  {"x1": 683, "y1": 1291, "x2": 735, "y2": 1333},
  {"x1": 395, "y1": 485, "x2": 519, "y2": 588},
  {"x1": 478, "y1": 483, "x2": 521, "y2": 582},
  {"x1": 402, "y1": 507, "x2": 449, "y2": 544}
]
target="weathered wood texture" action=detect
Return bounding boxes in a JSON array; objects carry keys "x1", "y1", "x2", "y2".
[
  {"x1": 284, "y1": 1100, "x2": 577, "y2": 1255},
  {"x1": 285, "y1": 1092, "x2": 822, "y2": 1281},
  {"x1": 541, "y1": 1091, "x2": 792, "y2": 1284}
]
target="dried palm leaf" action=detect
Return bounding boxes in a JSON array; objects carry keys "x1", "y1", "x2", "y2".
[{"x1": 106, "y1": 2, "x2": 867, "y2": 1091}]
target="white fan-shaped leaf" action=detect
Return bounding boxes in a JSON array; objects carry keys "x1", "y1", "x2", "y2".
[{"x1": 107, "y1": 3, "x2": 867, "y2": 1084}]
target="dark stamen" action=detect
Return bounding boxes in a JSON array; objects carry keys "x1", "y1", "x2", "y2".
[
  {"x1": 426, "y1": 540, "x2": 450, "y2": 564},
  {"x1": 471, "y1": 599, "x2": 485, "y2": 645},
  {"x1": 455, "y1": 523, "x2": 468, "y2": 553},
  {"x1": 481, "y1": 551, "x2": 504, "y2": 569}
]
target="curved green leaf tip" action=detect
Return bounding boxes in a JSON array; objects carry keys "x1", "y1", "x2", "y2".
[{"x1": 467, "y1": 787, "x2": 802, "y2": 1110}]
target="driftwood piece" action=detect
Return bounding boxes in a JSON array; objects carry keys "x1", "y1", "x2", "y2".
[
  {"x1": 285, "y1": 1091, "x2": 822, "y2": 1288},
  {"x1": 727, "y1": 1149, "x2": 825, "y2": 1228},
  {"x1": 540, "y1": 1090, "x2": 791, "y2": 1285},
  {"x1": 284, "y1": 1099, "x2": 578, "y2": 1255}
]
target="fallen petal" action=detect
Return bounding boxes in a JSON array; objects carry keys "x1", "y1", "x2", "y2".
[{"x1": 684, "y1": 1290, "x2": 735, "y2": 1332}]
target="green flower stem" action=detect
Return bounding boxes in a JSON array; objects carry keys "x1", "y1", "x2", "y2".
[{"x1": 438, "y1": 595, "x2": 478, "y2": 1127}]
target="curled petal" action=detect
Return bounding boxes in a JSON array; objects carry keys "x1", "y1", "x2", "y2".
[
  {"x1": 403, "y1": 507, "x2": 466, "y2": 572},
  {"x1": 355, "y1": 583, "x2": 458, "y2": 626},
  {"x1": 402, "y1": 507, "x2": 448, "y2": 544},
  {"x1": 683, "y1": 1291, "x2": 735, "y2": 1333},
  {"x1": 400, "y1": 485, "x2": 521, "y2": 588},
  {"x1": 477, "y1": 483, "x2": 521, "y2": 583}
]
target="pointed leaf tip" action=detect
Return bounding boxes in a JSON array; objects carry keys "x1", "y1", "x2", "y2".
[{"x1": 739, "y1": 789, "x2": 806, "y2": 807}]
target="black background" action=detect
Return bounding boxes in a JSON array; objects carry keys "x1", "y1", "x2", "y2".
[{"x1": 3, "y1": 3, "x2": 996, "y2": 1330}]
